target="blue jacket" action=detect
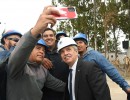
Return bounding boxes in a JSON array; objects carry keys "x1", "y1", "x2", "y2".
[
  {"x1": 0, "y1": 46, "x2": 14, "y2": 100},
  {"x1": 82, "y1": 47, "x2": 130, "y2": 91},
  {"x1": 0, "y1": 45, "x2": 5, "y2": 52}
]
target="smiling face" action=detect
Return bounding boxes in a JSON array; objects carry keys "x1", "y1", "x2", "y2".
[
  {"x1": 29, "y1": 45, "x2": 45, "y2": 64},
  {"x1": 60, "y1": 45, "x2": 78, "y2": 67},
  {"x1": 42, "y1": 30, "x2": 56, "y2": 49},
  {"x1": 75, "y1": 40, "x2": 87, "y2": 56}
]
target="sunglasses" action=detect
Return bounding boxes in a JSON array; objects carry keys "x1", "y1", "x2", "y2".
[{"x1": 7, "y1": 38, "x2": 19, "y2": 42}]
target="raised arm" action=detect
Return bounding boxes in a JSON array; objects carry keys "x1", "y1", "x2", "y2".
[{"x1": 7, "y1": 6, "x2": 60, "y2": 79}]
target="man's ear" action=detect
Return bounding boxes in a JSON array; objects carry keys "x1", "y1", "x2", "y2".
[
  {"x1": 85, "y1": 44, "x2": 88, "y2": 48},
  {"x1": 75, "y1": 48, "x2": 78, "y2": 53},
  {"x1": 4, "y1": 38, "x2": 9, "y2": 44}
]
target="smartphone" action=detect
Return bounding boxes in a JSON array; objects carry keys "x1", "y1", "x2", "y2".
[{"x1": 52, "y1": 7, "x2": 78, "y2": 20}]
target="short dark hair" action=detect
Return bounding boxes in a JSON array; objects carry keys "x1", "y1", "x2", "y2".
[
  {"x1": 42, "y1": 28, "x2": 56, "y2": 36},
  {"x1": 74, "y1": 38, "x2": 88, "y2": 45}
]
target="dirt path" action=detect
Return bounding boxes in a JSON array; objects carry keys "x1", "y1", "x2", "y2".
[{"x1": 107, "y1": 76, "x2": 130, "y2": 100}]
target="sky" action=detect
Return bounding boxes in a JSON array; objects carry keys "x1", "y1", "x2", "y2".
[
  {"x1": 0, "y1": 0, "x2": 127, "y2": 51},
  {"x1": 0, "y1": 0, "x2": 52, "y2": 34}
]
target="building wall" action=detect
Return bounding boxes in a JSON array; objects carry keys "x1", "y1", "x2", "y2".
[{"x1": 102, "y1": 52, "x2": 126, "y2": 64}]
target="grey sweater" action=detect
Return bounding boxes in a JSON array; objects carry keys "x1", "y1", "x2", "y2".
[{"x1": 7, "y1": 31, "x2": 65, "y2": 100}]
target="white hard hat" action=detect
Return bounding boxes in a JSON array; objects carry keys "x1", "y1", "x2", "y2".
[{"x1": 57, "y1": 37, "x2": 77, "y2": 52}]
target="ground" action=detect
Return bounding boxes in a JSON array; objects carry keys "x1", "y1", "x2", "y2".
[{"x1": 107, "y1": 69, "x2": 130, "y2": 100}]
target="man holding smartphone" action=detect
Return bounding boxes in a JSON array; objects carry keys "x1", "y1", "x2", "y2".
[{"x1": 6, "y1": 6, "x2": 66, "y2": 100}]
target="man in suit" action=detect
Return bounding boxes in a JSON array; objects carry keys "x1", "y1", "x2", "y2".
[
  {"x1": 128, "y1": 93, "x2": 130, "y2": 100},
  {"x1": 57, "y1": 37, "x2": 111, "y2": 100}
]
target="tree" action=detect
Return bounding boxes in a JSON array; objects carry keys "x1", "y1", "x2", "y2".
[
  {"x1": 120, "y1": 0, "x2": 130, "y2": 40},
  {"x1": 52, "y1": 0, "x2": 130, "y2": 57}
]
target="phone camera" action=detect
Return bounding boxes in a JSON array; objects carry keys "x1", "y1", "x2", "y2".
[{"x1": 68, "y1": 7, "x2": 75, "y2": 12}]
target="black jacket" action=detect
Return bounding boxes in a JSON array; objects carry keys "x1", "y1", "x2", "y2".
[
  {"x1": 128, "y1": 93, "x2": 130, "y2": 100},
  {"x1": 64, "y1": 58, "x2": 111, "y2": 100},
  {"x1": 42, "y1": 46, "x2": 69, "y2": 100}
]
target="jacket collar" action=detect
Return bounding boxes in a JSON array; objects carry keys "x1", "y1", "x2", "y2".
[
  {"x1": 74, "y1": 58, "x2": 83, "y2": 97},
  {"x1": 27, "y1": 61, "x2": 41, "y2": 68},
  {"x1": 82, "y1": 47, "x2": 93, "y2": 58},
  {"x1": 46, "y1": 43, "x2": 58, "y2": 53}
]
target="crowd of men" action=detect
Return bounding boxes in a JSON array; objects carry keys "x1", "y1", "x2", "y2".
[{"x1": 0, "y1": 5, "x2": 130, "y2": 100}]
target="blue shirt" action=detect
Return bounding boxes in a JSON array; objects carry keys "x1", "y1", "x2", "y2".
[{"x1": 82, "y1": 47, "x2": 130, "y2": 91}]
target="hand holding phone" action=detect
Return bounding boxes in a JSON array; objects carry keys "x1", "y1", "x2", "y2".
[{"x1": 52, "y1": 7, "x2": 78, "y2": 20}]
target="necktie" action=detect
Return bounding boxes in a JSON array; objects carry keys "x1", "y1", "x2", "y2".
[{"x1": 69, "y1": 69, "x2": 73, "y2": 100}]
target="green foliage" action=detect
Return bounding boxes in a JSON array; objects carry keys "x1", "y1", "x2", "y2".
[{"x1": 53, "y1": 0, "x2": 130, "y2": 55}]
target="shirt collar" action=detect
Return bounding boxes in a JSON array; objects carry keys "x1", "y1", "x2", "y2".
[{"x1": 69, "y1": 58, "x2": 78, "y2": 71}]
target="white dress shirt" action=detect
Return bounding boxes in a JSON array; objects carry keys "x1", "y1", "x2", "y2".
[{"x1": 68, "y1": 58, "x2": 78, "y2": 100}]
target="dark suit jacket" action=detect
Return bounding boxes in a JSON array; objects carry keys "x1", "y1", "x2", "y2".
[
  {"x1": 127, "y1": 93, "x2": 130, "y2": 100},
  {"x1": 64, "y1": 58, "x2": 111, "y2": 100}
]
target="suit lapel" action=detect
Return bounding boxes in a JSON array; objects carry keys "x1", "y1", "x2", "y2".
[{"x1": 74, "y1": 59, "x2": 82, "y2": 99}]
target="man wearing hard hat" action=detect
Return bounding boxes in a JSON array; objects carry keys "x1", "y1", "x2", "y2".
[
  {"x1": 57, "y1": 37, "x2": 111, "y2": 100},
  {"x1": 6, "y1": 6, "x2": 66, "y2": 100},
  {"x1": 0, "y1": 30, "x2": 22, "y2": 52},
  {"x1": 56, "y1": 31, "x2": 67, "y2": 41},
  {"x1": 42, "y1": 28, "x2": 69, "y2": 100},
  {"x1": 0, "y1": 30, "x2": 22, "y2": 100},
  {"x1": 73, "y1": 33, "x2": 130, "y2": 95}
]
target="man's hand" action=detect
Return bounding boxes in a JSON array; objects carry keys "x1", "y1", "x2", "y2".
[
  {"x1": 126, "y1": 87, "x2": 130, "y2": 93},
  {"x1": 31, "y1": 6, "x2": 60, "y2": 37},
  {"x1": 42, "y1": 58, "x2": 53, "y2": 69}
]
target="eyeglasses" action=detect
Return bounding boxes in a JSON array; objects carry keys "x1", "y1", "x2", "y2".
[{"x1": 7, "y1": 38, "x2": 19, "y2": 42}]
